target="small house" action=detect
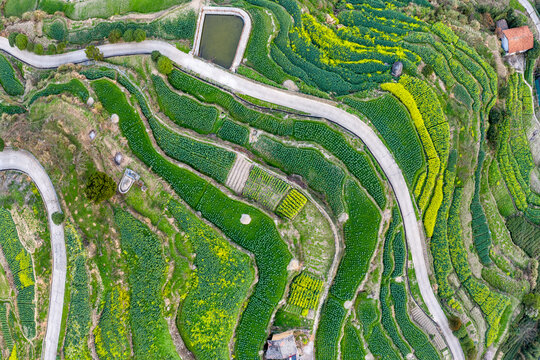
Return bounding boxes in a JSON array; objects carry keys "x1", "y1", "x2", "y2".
[
  {"x1": 495, "y1": 19, "x2": 508, "y2": 39},
  {"x1": 501, "y1": 26, "x2": 534, "y2": 55},
  {"x1": 265, "y1": 331, "x2": 298, "y2": 360}
]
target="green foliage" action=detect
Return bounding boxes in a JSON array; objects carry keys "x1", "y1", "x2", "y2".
[
  {"x1": 169, "y1": 200, "x2": 254, "y2": 360},
  {"x1": 94, "y1": 286, "x2": 130, "y2": 359},
  {"x1": 286, "y1": 272, "x2": 323, "y2": 313},
  {"x1": 84, "y1": 171, "x2": 116, "y2": 203},
  {"x1": 167, "y1": 69, "x2": 294, "y2": 136},
  {"x1": 114, "y1": 209, "x2": 179, "y2": 359},
  {"x1": 253, "y1": 135, "x2": 346, "y2": 215},
  {"x1": 292, "y1": 120, "x2": 386, "y2": 209},
  {"x1": 15, "y1": 34, "x2": 28, "y2": 50},
  {"x1": 345, "y1": 94, "x2": 424, "y2": 186},
  {"x1": 52, "y1": 212, "x2": 64, "y2": 225},
  {"x1": 123, "y1": 29, "x2": 134, "y2": 42},
  {"x1": 275, "y1": 189, "x2": 307, "y2": 220},
  {"x1": 134, "y1": 28, "x2": 146, "y2": 42},
  {"x1": 341, "y1": 322, "x2": 365, "y2": 360},
  {"x1": 242, "y1": 166, "x2": 290, "y2": 210},
  {"x1": 80, "y1": 67, "x2": 116, "y2": 80},
  {"x1": 63, "y1": 226, "x2": 92, "y2": 360},
  {"x1": 4, "y1": 0, "x2": 36, "y2": 17},
  {"x1": 157, "y1": 56, "x2": 173, "y2": 75},
  {"x1": 0, "y1": 208, "x2": 35, "y2": 338},
  {"x1": 85, "y1": 45, "x2": 104, "y2": 61},
  {"x1": 34, "y1": 43, "x2": 44, "y2": 55},
  {"x1": 0, "y1": 138, "x2": 4, "y2": 152},
  {"x1": 216, "y1": 119, "x2": 249, "y2": 146},
  {"x1": 152, "y1": 75, "x2": 218, "y2": 134},
  {"x1": 315, "y1": 295, "x2": 347, "y2": 360},
  {"x1": 506, "y1": 216, "x2": 540, "y2": 258},
  {"x1": 91, "y1": 79, "x2": 291, "y2": 359},
  {"x1": 29, "y1": 79, "x2": 89, "y2": 105},
  {"x1": 330, "y1": 180, "x2": 381, "y2": 301},
  {"x1": 380, "y1": 281, "x2": 412, "y2": 356},
  {"x1": 48, "y1": 19, "x2": 67, "y2": 41},
  {"x1": 151, "y1": 50, "x2": 160, "y2": 62},
  {"x1": 108, "y1": 28, "x2": 122, "y2": 43},
  {"x1": 8, "y1": 33, "x2": 17, "y2": 47},
  {"x1": 0, "y1": 54, "x2": 24, "y2": 96},
  {"x1": 148, "y1": 116, "x2": 236, "y2": 184}
]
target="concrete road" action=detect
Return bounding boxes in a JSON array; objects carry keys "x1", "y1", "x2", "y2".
[
  {"x1": 0, "y1": 39, "x2": 464, "y2": 359},
  {"x1": 0, "y1": 149, "x2": 66, "y2": 360},
  {"x1": 517, "y1": 0, "x2": 540, "y2": 34}
]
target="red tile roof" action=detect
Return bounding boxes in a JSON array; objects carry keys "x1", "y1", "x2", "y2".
[{"x1": 502, "y1": 26, "x2": 534, "y2": 54}]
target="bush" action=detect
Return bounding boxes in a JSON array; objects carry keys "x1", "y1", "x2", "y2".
[
  {"x1": 0, "y1": 54, "x2": 24, "y2": 96},
  {"x1": 85, "y1": 45, "x2": 104, "y2": 61},
  {"x1": 449, "y1": 315, "x2": 462, "y2": 331},
  {"x1": 26, "y1": 41, "x2": 34, "y2": 52},
  {"x1": 134, "y1": 29, "x2": 146, "y2": 42},
  {"x1": 34, "y1": 43, "x2": 44, "y2": 55},
  {"x1": 422, "y1": 63, "x2": 434, "y2": 77},
  {"x1": 151, "y1": 50, "x2": 160, "y2": 62},
  {"x1": 52, "y1": 212, "x2": 65, "y2": 225},
  {"x1": 8, "y1": 33, "x2": 17, "y2": 47},
  {"x1": 48, "y1": 19, "x2": 67, "y2": 41},
  {"x1": 84, "y1": 171, "x2": 116, "y2": 203},
  {"x1": 15, "y1": 34, "x2": 28, "y2": 50},
  {"x1": 108, "y1": 28, "x2": 122, "y2": 43},
  {"x1": 47, "y1": 44, "x2": 57, "y2": 55},
  {"x1": 157, "y1": 56, "x2": 172, "y2": 75},
  {"x1": 123, "y1": 29, "x2": 133, "y2": 42},
  {"x1": 0, "y1": 138, "x2": 4, "y2": 151}
]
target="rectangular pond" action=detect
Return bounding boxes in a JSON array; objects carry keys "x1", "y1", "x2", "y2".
[{"x1": 198, "y1": 14, "x2": 244, "y2": 69}]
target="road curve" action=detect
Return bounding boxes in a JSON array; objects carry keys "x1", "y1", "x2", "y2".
[
  {"x1": 0, "y1": 149, "x2": 66, "y2": 360},
  {"x1": 517, "y1": 0, "x2": 540, "y2": 34},
  {"x1": 0, "y1": 38, "x2": 464, "y2": 359}
]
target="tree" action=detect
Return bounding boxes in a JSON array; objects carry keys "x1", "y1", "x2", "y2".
[
  {"x1": 49, "y1": 19, "x2": 66, "y2": 41},
  {"x1": 52, "y1": 212, "x2": 65, "y2": 225},
  {"x1": 47, "y1": 44, "x2": 57, "y2": 55},
  {"x1": 524, "y1": 292, "x2": 540, "y2": 319},
  {"x1": 529, "y1": 40, "x2": 540, "y2": 60},
  {"x1": 134, "y1": 29, "x2": 146, "y2": 42},
  {"x1": 449, "y1": 315, "x2": 462, "y2": 331},
  {"x1": 108, "y1": 28, "x2": 122, "y2": 43},
  {"x1": 489, "y1": 107, "x2": 502, "y2": 125},
  {"x1": 123, "y1": 29, "x2": 134, "y2": 42},
  {"x1": 157, "y1": 56, "x2": 173, "y2": 75},
  {"x1": 84, "y1": 171, "x2": 116, "y2": 203},
  {"x1": 57, "y1": 42, "x2": 66, "y2": 53},
  {"x1": 85, "y1": 45, "x2": 104, "y2": 61},
  {"x1": 34, "y1": 43, "x2": 44, "y2": 55},
  {"x1": 422, "y1": 63, "x2": 434, "y2": 78},
  {"x1": 151, "y1": 50, "x2": 161, "y2": 62},
  {"x1": 8, "y1": 33, "x2": 18, "y2": 47},
  {"x1": 15, "y1": 34, "x2": 28, "y2": 50},
  {"x1": 26, "y1": 41, "x2": 34, "y2": 52},
  {"x1": 0, "y1": 138, "x2": 5, "y2": 152},
  {"x1": 486, "y1": 124, "x2": 499, "y2": 147}
]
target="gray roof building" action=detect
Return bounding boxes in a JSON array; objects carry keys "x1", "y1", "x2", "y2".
[{"x1": 266, "y1": 332, "x2": 298, "y2": 360}]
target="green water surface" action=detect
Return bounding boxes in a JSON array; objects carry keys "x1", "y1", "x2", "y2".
[{"x1": 198, "y1": 14, "x2": 244, "y2": 69}]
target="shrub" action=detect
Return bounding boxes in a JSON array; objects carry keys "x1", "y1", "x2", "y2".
[
  {"x1": 8, "y1": 33, "x2": 17, "y2": 47},
  {"x1": 0, "y1": 54, "x2": 24, "y2": 96},
  {"x1": 15, "y1": 34, "x2": 28, "y2": 50},
  {"x1": 134, "y1": 29, "x2": 146, "y2": 42},
  {"x1": 26, "y1": 41, "x2": 34, "y2": 52},
  {"x1": 108, "y1": 28, "x2": 122, "y2": 43},
  {"x1": 157, "y1": 56, "x2": 172, "y2": 74},
  {"x1": 123, "y1": 29, "x2": 134, "y2": 42},
  {"x1": 422, "y1": 63, "x2": 434, "y2": 77},
  {"x1": 34, "y1": 43, "x2": 44, "y2": 55},
  {"x1": 52, "y1": 212, "x2": 65, "y2": 225},
  {"x1": 29, "y1": 79, "x2": 90, "y2": 105},
  {"x1": 151, "y1": 50, "x2": 160, "y2": 62},
  {"x1": 0, "y1": 138, "x2": 4, "y2": 151},
  {"x1": 47, "y1": 44, "x2": 56, "y2": 55},
  {"x1": 84, "y1": 171, "x2": 116, "y2": 203},
  {"x1": 449, "y1": 316, "x2": 462, "y2": 331},
  {"x1": 85, "y1": 45, "x2": 103, "y2": 61},
  {"x1": 48, "y1": 19, "x2": 67, "y2": 41}
]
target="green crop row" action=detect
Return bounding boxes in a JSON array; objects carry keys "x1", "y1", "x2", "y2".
[
  {"x1": 63, "y1": 225, "x2": 92, "y2": 360},
  {"x1": 390, "y1": 281, "x2": 440, "y2": 359},
  {"x1": 169, "y1": 200, "x2": 254, "y2": 360},
  {"x1": 292, "y1": 119, "x2": 387, "y2": 209},
  {"x1": 329, "y1": 179, "x2": 381, "y2": 301},
  {"x1": 243, "y1": 166, "x2": 290, "y2": 211},
  {"x1": 470, "y1": 147, "x2": 492, "y2": 265},
  {"x1": 167, "y1": 69, "x2": 294, "y2": 136},
  {"x1": 382, "y1": 208, "x2": 401, "y2": 278},
  {"x1": 114, "y1": 209, "x2": 179, "y2": 359},
  {"x1": 29, "y1": 78, "x2": 89, "y2": 105},
  {"x1": 345, "y1": 95, "x2": 425, "y2": 187},
  {"x1": 431, "y1": 150, "x2": 457, "y2": 299},
  {"x1": 275, "y1": 189, "x2": 307, "y2": 220},
  {"x1": 315, "y1": 295, "x2": 347, "y2": 360},
  {"x1": 216, "y1": 119, "x2": 249, "y2": 146},
  {"x1": 152, "y1": 75, "x2": 218, "y2": 134},
  {"x1": 0, "y1": 303, "x2": 14, "y2": 351},
  {"x1": 380, "y1": 281, "x2": 412, "y2": 356},
  {"x1": 253, "y1": 135, "x2": 346, "y2": 216},
  {"x1": 341, "y1": 322, "x2": 366, "y2": 360},
  {"x1": 287, "y1": 272, "x2": 323, "y2": 313},
  {"x1": 148, "y1": 116, "x2": 236, "y2": 184},
  {"x1": 92, "y1": 79, "x2": 291, "y2": 359},
  {"x1": 0, "y1": 208, "x2": 36, "y2": 339},
  {"x1": 0, "y1": 54, "x2": 24, "y2": 96}
]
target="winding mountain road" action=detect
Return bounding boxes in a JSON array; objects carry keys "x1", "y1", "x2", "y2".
[
  {"x1": 0, "y1": 38, "x2": 463, "y2": 359},
  {"x1": 0, "y1": 149, "x2": 66, "y2": 360}
]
